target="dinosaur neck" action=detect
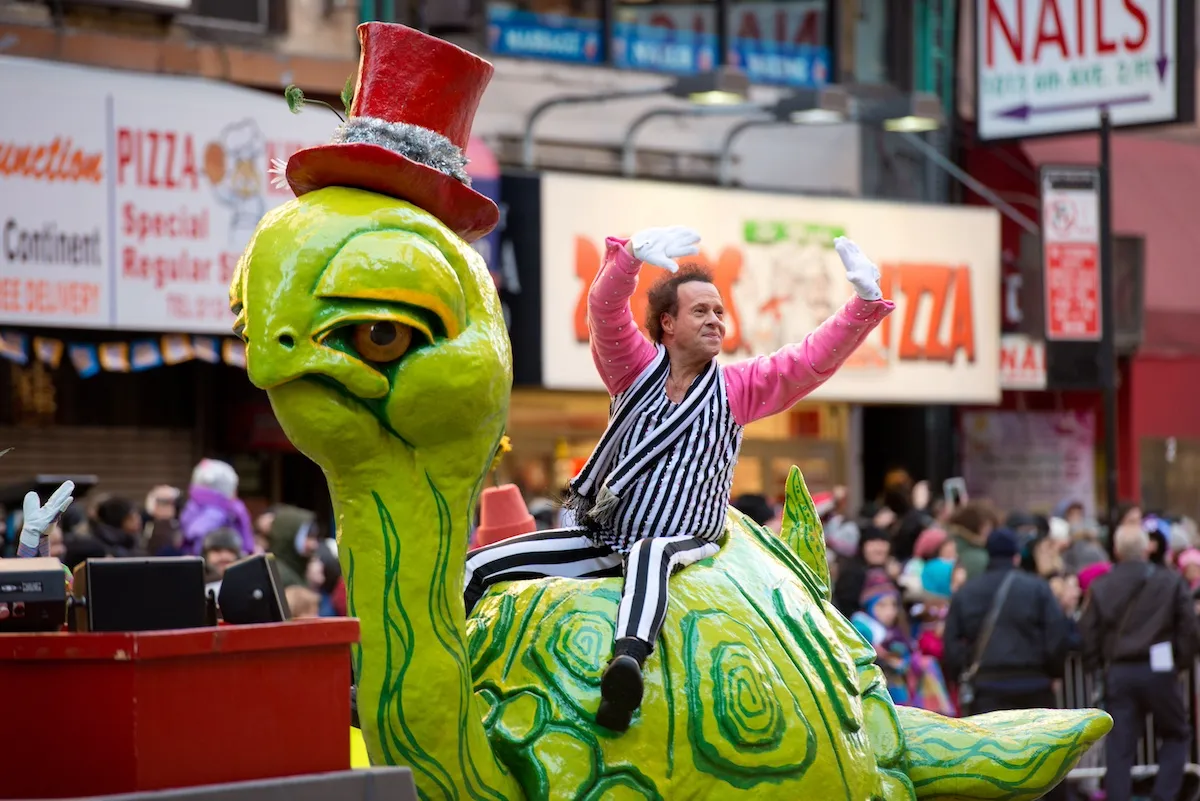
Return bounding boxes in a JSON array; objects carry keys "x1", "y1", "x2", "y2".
[{"x1": 330, "y1": 452, "x2": 519, "y2": 800}]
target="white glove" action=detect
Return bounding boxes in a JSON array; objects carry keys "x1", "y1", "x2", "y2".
[
  {"x1": 19, "y1": 480, "x2": 75, "y2": 551},
  {"x1": 834, "y1": 236, "x2": 883, "y2": 301},
  {"x1": 631, "y1": 226, "x2": 701, "y2": 273}
]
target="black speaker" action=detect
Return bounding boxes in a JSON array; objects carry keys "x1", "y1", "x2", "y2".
[
  {"x1": 0, "y1": 557, "x2": 67, "y2": 632},
  {"x1": 71, "y1": 556, "x2": 207, "y2": 633},
  {"x1": 218, "y1": 553, "x2": 290, "y2": 625}
]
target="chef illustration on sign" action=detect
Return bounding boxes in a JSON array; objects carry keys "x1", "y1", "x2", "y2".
[{"x1": 205, "y1": 119, "x2": 267, "y2": 248}]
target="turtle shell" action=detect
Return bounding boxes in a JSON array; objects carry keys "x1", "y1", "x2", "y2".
[{"x1": 465, "y1": 467, "x2": 910, "y2": 800}]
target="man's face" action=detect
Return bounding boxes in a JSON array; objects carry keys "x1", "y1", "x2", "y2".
[
  {"x1": 205, "y1": 548, "x2": 238, "y2": 578},
  {"x1": 663, "y1": 281, "x2": 725, "y2": 360}
]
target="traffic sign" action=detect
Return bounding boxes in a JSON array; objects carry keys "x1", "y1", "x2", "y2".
[
  {"x1": 975, "y1": 0, "x2": 1195, "y2": 140},
  {"x1": 1041, "y1": 166, "x2": 1102, "y2": 341}
]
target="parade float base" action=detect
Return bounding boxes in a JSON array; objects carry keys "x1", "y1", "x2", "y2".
[
  {"x1": 0, "y1": 619, "x2": 359, "y2": 800},
  {"x1": 6, "y1": 768, "x2": 417, "y2": 801}
]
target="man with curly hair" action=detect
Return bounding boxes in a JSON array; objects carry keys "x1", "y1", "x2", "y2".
[{"x1": 464, "y1": 226, "x2": 894, "y2": 732}]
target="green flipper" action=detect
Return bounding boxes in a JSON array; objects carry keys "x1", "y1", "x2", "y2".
[{"x1": 897, "y1": 705, "x2": 1112, "y2": 801}]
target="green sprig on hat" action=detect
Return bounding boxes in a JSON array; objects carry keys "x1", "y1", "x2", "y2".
[{"x1": 283, "y1": 84, "x2": 345, "y2": 123}]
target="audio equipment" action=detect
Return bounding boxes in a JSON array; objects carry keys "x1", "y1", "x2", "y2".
[
  {"x1": 0, "y1": 556, "x2": 67, "y2": 632},
  {"x1": 217, "y1": 553, "x2": 290, "y2": 625},
  {"x1": 70, "y1": 556, "x2": 207, "y2": 632}
]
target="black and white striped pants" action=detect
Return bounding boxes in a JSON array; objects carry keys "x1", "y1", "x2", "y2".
[{"x1": 464, "y1": 528, "x2": 720, "y2": 649}]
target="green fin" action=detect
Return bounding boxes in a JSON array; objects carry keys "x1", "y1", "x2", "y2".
[
  {"x1": 897, "y1": 705, "x2": 1112, "y2": 801},
  {"x1": 778, "y1": 465, "x2": 831, "y2": 598}
]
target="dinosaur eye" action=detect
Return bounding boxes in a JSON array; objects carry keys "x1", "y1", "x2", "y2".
[{"x1": 352, "y1": 321, "x2": 412, "y2": 364}]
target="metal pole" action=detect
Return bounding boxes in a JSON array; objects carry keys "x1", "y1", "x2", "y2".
[
  {"x1": 1098, "y1": 109, "x2": 1120, "y2": 532},
  {"x1": 521, "y1": 88, "x2": 664, "y2": 170},
  {"x1": 898, "y1": 131, "x2": 1039, "y2": 235},
  {"x1": 716, "y1": 117, "x2": 780, "y2": 185}
]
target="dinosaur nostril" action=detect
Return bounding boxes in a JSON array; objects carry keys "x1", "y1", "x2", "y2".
[{"x1": 278, "y1": 334, "x2": 295, "y2": 349}]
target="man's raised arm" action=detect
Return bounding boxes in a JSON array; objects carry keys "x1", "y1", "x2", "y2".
[
  {"x1": 587, "y1": 227, "x2": 700, "y2": 396},
  {"x1": 724, "y1": 238, "x2": 895, "y2": 426}
]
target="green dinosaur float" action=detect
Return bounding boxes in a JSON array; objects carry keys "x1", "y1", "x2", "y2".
[{"x1": 232, "y1": 21, "x2": 1110, "y2": 801}]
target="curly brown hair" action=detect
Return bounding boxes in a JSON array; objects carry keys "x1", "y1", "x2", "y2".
[{"x1": 644, "y1": 266, "x2": 716, "y2": 344}]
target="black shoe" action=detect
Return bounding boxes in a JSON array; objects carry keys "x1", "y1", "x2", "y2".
[
  {"x1": 595, "y1": 698, "x2": 634, "y2": 732},
  {"x1": 597, "y1": 653, "x2": 644, "y2": 732}
]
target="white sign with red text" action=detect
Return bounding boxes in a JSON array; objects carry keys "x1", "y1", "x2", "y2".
[
  {"x1": 976, "y1": 0, "x2": 1182, "y2": 140},
  {"x1": 0, "y1": 56, "x2": 335, "y2": 333},
  {"x1": 999, "y1": 333, "x2": 1047, "y2": 389}
]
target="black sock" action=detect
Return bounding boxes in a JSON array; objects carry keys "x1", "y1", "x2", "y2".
[{"x1": 612, "y1": 636, "x2": 650, "y2": 667}]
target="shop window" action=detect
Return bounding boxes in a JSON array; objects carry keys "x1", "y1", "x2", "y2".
[
  {"x1": 486, "y1": 0, "x2": 605, "y2": 64},
  {"x1": 1140, "y1": 437, "x2": 1200, "y2": 523},
  {"x1": 725, "y1": 1, "x2": 831, "y2": 88},
  {"x1": 612, "y1": 1, "x2": 718, "y2": 76}
]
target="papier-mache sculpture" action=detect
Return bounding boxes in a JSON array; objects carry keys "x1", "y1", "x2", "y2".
[{"x1": 231, "y1": 21, "x2": 1111, "y2": 800}]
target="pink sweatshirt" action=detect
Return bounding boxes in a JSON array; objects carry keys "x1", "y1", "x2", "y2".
[{"x1": 589, "y1": 237, "x2": 895, "y2": 426}]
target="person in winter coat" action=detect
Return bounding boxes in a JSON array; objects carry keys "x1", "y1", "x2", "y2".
[
  {"x1": 832, "y1": 526, "x2": 897, "y2": 618},
  {"x1": 266, "y1": 504, "x2": 321, "y2": 589},
  {"x1": 943, "y1": 529, "x2": 1071, "y2": 720},
  {"x1": 947, "y1": 501, "x2": 999, "y2": 582},
  {"x1": 179, "y1": 459, "x2": 254, "y2": 557},
  {"x1": 91, "y1": 496, "x2": 143, "y2": 558}
]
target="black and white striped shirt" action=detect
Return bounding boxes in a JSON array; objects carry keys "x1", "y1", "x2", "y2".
[{"x1": 597, "y1": 357, "x2": 743, "y2": 553}]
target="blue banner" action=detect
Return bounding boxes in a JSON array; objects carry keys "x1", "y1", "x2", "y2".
[
  {"x1": 730, "y1": 40, "x2": 831, "y2": 88},
  {"x1": 611, "y1": 22, "x2": 717, "y2": 75},
  {"x1": 486, "y1": 7, "x2": 601, "y2": 64}
]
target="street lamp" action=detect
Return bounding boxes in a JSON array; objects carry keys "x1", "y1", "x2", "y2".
[
  {"x1": 520, "y1": 66, "x2": 752, "y2": 169},
  {"x1": 868, "y1": 92, "x2": 946, "y2": 132},
  {"x1": 621, "y1": 102, "x2": 766, "y2": 176},
  {"x1": 716, "y1": 86, "x2": 851, "y2": 185}
]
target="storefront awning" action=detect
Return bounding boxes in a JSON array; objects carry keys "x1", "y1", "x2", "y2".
[{"x1": 1022, "y1": 134, "x2": 1200, "y2": 356}]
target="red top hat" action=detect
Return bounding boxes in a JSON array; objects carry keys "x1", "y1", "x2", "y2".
[{"x1": 285, "y1": 22, "x2": 499, "y2": 243}]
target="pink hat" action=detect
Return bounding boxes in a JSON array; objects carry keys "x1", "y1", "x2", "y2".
[
  {"x1": 473, "y1": 485, "x2": 535, "y2": 547},
  {"x1": 913, "y1": 527, "x2": 950, "y2": 560},
  {"x1": 1077, "y1": 562, "x2": 1113, "y2": 595},
  {"x1": 1178, "y1": 548, "x2": 1200, "y2": 570}
]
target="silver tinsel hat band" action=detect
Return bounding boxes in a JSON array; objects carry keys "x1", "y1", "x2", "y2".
[{"x1": 332, "y1": 116, "x2": 472, "y2": 186}]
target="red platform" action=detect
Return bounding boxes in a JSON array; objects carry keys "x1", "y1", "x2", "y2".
[{"x1": 0, "y1": 619, "x2": 359, "y2": 799}]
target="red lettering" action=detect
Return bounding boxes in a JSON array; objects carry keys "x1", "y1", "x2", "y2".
[
  {"x1": 1021, "y1": 343, "x2": 1039, "y2": 371},
  {"x1": 115, "y1": 129, "x2": 199, "y2": 190},
  {"x1": 1122, "y1": 0, "x2": 1149, "y2": 50},
  {"x1": 986, "y1": 0, "x2": 1024, "y2": 66},
  {"x1": 1095, "y1": 0, "x2": 1117, "y2": 53},
  {"x1": 1034, "y1": 0, "x2": 1069, "y2": 61},
  {"x1": 1076, "y1": 0, "x2": 1087, "y2": 54},
  {"x1": 736, "y1": 12, "x2": 760, "y2": 41},
  {"x1": 1000, "y1": 346, "x2": 1016, "y2": 372},
  {"x1": 117, "y1": 129, "x2": 132, "y2": 185},
  {"x1": 793, "y1": 11, "x2": 819, "y2": 46}
]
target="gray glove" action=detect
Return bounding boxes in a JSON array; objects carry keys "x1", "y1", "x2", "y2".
[
  {"x1": 631, "y1": 226, "x2": 701, "y2": 273},
  {"x1": 834, "y1": 236, "x2": 883, "y2": 301},
  {"x1": 19, "y1": 480, "x2": 74, "y2": 551}
]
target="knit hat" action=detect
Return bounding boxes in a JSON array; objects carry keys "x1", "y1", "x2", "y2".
[
  {"x1": 859, "y1": 568, "x2": 899, "y2": 608},
  {"x1": 1077, "y1": 561, "x2": 1112, "y2": 595},
  {"x1": 860, "y1": 526, "x2": 890, "y2": 546},
  {"x1": 913, "y1": 527, "x2": 949, "y2": 560},
  {"x1": 473, "y1": 485, "x2": 536, "y2": 547},
  {"x1": 1178, "y1": 548, "x2": 1200, "y2": 571},
  {"x1": 921, "y1": 557, "x2": 954, "y2": 598},
  {"x1": 732, "y1": 494, "x2": 774, "y2": 527},
  {"x1": 986, "y1": 527, "x2": 1020, "y2": 559},
  {"x1": 824, "y1": 520, "x2": 860, "y2": 559}
]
